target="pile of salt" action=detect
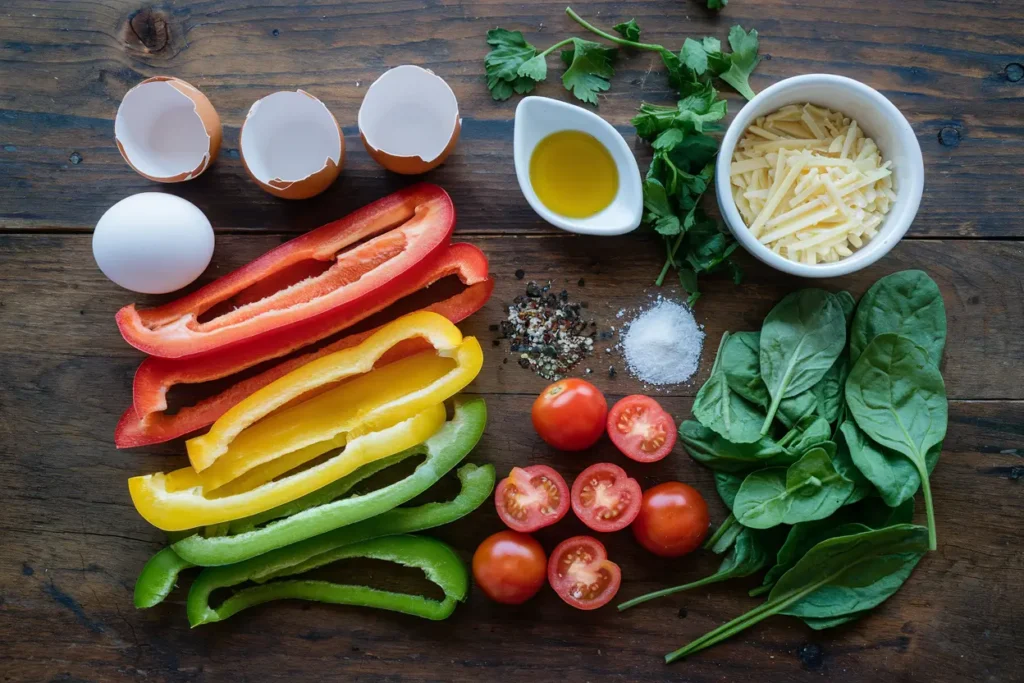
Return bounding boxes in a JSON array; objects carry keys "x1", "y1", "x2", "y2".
[{"x1": 621, "y1": 298, "x2": 704, "y2": 385}]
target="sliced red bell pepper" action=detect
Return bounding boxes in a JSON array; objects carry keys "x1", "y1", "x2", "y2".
[
  {"x1": 115, "y1": 183, "x2": 455, "y2": 360},
  {"x1": 114, "y1": 244, "x2": 493, "y2": 448}
]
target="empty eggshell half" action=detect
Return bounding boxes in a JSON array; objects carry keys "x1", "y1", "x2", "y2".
[
  {"x1": 115, "y1": 76, "x2": 222, "y2": 183},
  {"x1": 240, "y1": 90, "x2": 344, "y2": 200},
  {"x1": 358, "y1": 65, "x2": 461, "y2": 175}
]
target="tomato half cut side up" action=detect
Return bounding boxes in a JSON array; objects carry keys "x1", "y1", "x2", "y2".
[
  {"x1": 494, "y1": 465, "x2": 569, "y2": 533},
  {"x1": 607, "y1": 395, "x2": 677, "y2": 463},
  {"x1": 547, "y1": 536, "x2": 621, "y2": 610},
  {"x1": 570, "y1": 463, "x2": 642, "y2": 532}
]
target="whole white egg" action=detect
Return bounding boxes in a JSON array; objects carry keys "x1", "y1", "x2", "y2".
[{"x1": 92, "y1": 193, "x2": 215, "y2": 294}]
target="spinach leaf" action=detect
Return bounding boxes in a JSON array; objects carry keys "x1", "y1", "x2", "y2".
[
  {"x1": 833, "y1": 423, "x2": 874, "y2": 505},
  {"x1": 812, "y1": 355, "x2": 849, "y2": 424},
  {"x1": 733, "y1": 447, "x2": 853, "y2": 529},
  {"x1": 835, "y1": 290, "x2": 857, "y2": 325},
  {"x1": 721, "y1": 331, "x2": 769, "y2": 407},
  {"x1": 752, "y1": 522, "x2": 871, "y2": 596},
  {"x1": 715, "y1": 471, "x2": 744, "y2": 509},
  {"x1": 619, "y1": 526, "x2": 775, "y2": 611},
  {"x1": 705, "y1": 513, "x2": 741, "y2": 554},
  {"x1": 679, "y1": 421, "x2": 790, "y2": 473},
  {"x1": 666, "y1": 524, "x2": 929, "y2": 661},
  {"x1": 777, "y1": 390, "x2": 818, "y2": 428},
  {"x1": 759, "y1": 289, "x2": 847, "y2": 433},
  {"x1": 850, "y1": 270, "x2": 946, "y2": 367},
  {"x1": 846, "y1": 334, "x2": 946, "y2": 550},
  {"x1": 694, "y1": 333, "x2": 767, "y2": 443},
  {"x1": 777, "y1": 415, "x2": 831, "y2": 457},
  {"x1": 840, "y1": 421, "x2": 940, "y2": 507}
]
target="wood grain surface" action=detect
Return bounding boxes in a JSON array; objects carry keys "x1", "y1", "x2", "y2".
[{"x1": 0, "y1": 0, "x2": 1022, "y2": 681}]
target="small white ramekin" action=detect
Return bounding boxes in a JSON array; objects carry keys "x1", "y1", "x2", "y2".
[{"x1": 716, "y1": 74, "x2": 924, "y2": 278}]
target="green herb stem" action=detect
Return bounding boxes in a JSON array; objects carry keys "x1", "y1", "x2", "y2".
[
  {"x1": 565, "y1": 7, "x2": 671, "y2": 55},
  {"x1": 748, "y1": 583, "x2": 771, "y2": 597},
  {"x1": 656, "y1": 232, "x2": 686, "y2": 286},
  {"x1": 537, "y1": 37, "x2": 576, "y2": 58},
  {"x1": 917, "y1": 462, "x2": 938, "y2": 551}
]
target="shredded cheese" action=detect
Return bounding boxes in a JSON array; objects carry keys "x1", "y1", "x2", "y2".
[{"x1": 730, "y1": 103, "x2": 895, "y2": 265}]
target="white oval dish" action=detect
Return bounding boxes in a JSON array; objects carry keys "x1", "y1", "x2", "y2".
[
  {"x1": 514, "y1": 96, "x2": 642, "y2": 236},
  {"x1": 716, "y1": 74, "x2": 924, "y2": 277}
]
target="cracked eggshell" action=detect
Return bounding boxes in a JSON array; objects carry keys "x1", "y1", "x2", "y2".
[
  {"x1": 358, "y1": 65, "x2": 461, "y2": 175},
  {"x1": 240, "y1": 90, "x2": 344, "y2": 200},
  {"x1": 115, "y1": 77, "x2": 222, "y2": 183}
]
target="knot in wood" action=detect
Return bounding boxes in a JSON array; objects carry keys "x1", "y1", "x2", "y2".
[{"x1": 127, "y1": 8, "x2": 170, "y2": 53}]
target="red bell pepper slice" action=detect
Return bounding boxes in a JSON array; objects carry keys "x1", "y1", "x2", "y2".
[
  {"x1": 114, "y1": 243, "x2": 493, "y2": 449},
  {"x1": 115, "y1": 183, "x2": 455, "y2": 359}
]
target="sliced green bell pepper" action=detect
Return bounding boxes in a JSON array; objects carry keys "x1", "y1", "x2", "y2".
[
  {"x1": 172, "y1": 398, "x2": 487, "y2": 566},
  {"x1": 188, "y1": 534, "x2": 467, "y2": 624},
  {"x1": 134, "y1": 461, "x2": 495, "y2": 608}
]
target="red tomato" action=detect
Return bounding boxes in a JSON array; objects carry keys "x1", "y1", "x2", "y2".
[
  {"x1": 495, "y1": 465, "x2": 569, "y2": 532},
  {"x1": 472, "y1": 531, "x2": 547, "y2": 605},
  {"x1": 547, "y1": 535, "x2": 621, "y2": 610},
  {"x1": 632, "y1": 482, "x2": 710, "y2": 557},
  {"x1": 570, "y1": 462, "x2": 642, "y2": 532},
  {"x1": 607, "y1": 395, "x2": 677, "y2": 463},
  {"x1": 532, "y1": 379, "x2": 608, "y2": 451}
]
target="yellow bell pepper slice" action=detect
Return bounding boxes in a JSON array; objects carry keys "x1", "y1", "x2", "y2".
[
  {"x1": 186, "y1": 310, "x2": 481, "y2": 475},
  {"x1": 129, "y1": 404, "x2": 446, "y2": 531},
  {"x1": 200, "y1": 349, "x2": 464, "y2": 493}
]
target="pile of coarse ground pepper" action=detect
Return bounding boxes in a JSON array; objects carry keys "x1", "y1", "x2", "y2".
[{"x1": 498, "y1": 279, "x2": 597, "y2": 380}]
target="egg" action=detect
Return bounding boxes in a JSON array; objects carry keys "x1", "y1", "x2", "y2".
[
  {"x1": 115, "y1": 77, "x2": 222, "y2": 183},
  {"x1": 240, "y1": 90, "x2": 344, "y2": 199},
  {"x1": 358, "y1": 65, "x2": 461, "y2": 175},
  {"x1": 92, "y1": 193, "x2": 215, "y2": 294}
]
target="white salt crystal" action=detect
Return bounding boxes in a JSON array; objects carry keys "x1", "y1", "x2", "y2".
[{"x1": 621, "y1": 298, "x2": 704, "y2": 385}]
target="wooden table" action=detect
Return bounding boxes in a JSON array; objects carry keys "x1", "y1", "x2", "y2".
[{"x1": 1, "y1": 1, "x2": 1021, "y2": 680}]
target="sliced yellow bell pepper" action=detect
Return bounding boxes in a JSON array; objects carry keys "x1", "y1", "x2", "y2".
[
  {"x1": 186, "y1": 310, "x2": 481, "y2": 476},
  {"x1": 129, "y1": 405, "x2": 446, "y2": 531}
]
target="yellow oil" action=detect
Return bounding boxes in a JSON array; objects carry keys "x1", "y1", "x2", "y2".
[{"x1": 529, "y1": 130, "x2": 618, "y2": 218}]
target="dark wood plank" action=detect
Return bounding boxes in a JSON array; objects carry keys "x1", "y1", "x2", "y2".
[
  {"x1": 1, "y1": 234, "x2": 1021, "y2": 401},
  {"x1": 0, "y1": 0, "x2": 1021, "y2": 236}
]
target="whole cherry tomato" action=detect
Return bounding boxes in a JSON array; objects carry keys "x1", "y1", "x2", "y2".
[
  {"x1": 532, "y1": 379, "x2": 607, "y2": 451},
  {"x1": 473, "y1": 531, "x2": 547, "y2": 605},
  {"x1": 632, "y1": 482, "x2": 709, "y2": 557}
]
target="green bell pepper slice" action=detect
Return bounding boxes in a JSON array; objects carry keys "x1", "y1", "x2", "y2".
[
  {"x1": 134, "y1": 461, "x2": 495, "y2": 608},
  {"x1": 188, "y1": 534, "x2": 468, "y2": 625},
  {"x1": 172, "y1": 398, "x2": 487, "y2": 566}
]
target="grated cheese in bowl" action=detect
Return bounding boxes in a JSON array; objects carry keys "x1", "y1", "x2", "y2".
[{"x1": 729, "y1": 103, "x2": 896, "y2": 265}]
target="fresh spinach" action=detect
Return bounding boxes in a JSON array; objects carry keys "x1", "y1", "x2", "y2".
[
  {"x1": 694, "y1": 332, "x2": 767, "y2": 443},
  {"x1": 759, "y1": 290, "x2": 847, "y2": 433},
  {"x1": 850, "y1": 270, "x2": 946, "y2": 367},
  {"x1": 777, "y1": 415, "x2": 831, "y2": 458},
  {"x1": 714, "y1": 471, "x2": 744, "y2": 509},
  {"x1": 721, "y1": 331, "x2": 769, "y2": 407},
  {"x1": 666, "y1": 524, "x2": 930, "y2": 661},
  {"x1": 839, "y1": 421, "x2": 938, "y2": 507},
  {"x1": 733, "y1": 447, "x2": 853, "y2": 529},
  {"x1": 776, "y1": 390, "x2": 818, "y2": 428},
  {"x1": 846, "y1": 334, "x2": 947, "y2": 550},
  {"x1": 833, "y1": 424, "x2": 874, "y2": 505},
  {"x1": 679, "y1": 421, "x2": 790, "y2": 473},
  {"x1": 705, "y1": 513, "x2": 741, "y2": 554},
  {"x1": 619, "y1": 526, "x2": 777, "y2": 611}
]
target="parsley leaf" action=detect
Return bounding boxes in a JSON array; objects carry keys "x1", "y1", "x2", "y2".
[
  {"x1": 560, "y1": 38, "x2": 617, "y2": 105},
  {"x1": 613, "y1": 18, "x2": 641, "y2": 41},
  {"x1": 707, "y1": 0, "x2": 728, "y2": 9},
  {"x1": 707, "y1": 25, "x2": 760, "y2": 100},
  {"x1": 681, "y1": 38, "x2": 709, "y2": 75},
  {"x1": 485, "y1": 29, "x2": 542, "y2": 100}
]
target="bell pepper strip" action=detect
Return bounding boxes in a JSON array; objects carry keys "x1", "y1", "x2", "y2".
[
  {"x1": 129, "y1": 404, "x2": 446, "y2": 531},
  {"x1": 133, "y1": 461, "x2": 494, "y2": 609},
  {"x1": 115, "y1": 183, "x2": 455, "y2": 360},
  {"x1": 172, "y1": 398, "x2": 487, "y2": 565},
  {"x1": 187, "y1": 534, "x2": 468, "y2": 625},
  {"x1": 197, "y1": 347, "x2": 474, "y2": 493},
  {"x1": 116, "y1": 243, "x2": 493, "y2": 449},
  {"x1": 134, "y1": 547, "x2": 195, "y2": 609},
  {"x1": 185, "y1": 311, "x2": 479, "y2": 475}
]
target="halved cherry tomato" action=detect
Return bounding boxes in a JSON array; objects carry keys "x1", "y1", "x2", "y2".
[
  {"x1": 472, "y1": 531, "x2": 547, "y2": 605},
  {"x1": 495, "y1": 465, "x2": 569, "y2": 532},
  {"x1": 570, "y1": 463, "x2": 642, "y2": 532},
  {"x1": 547, "y1": 535, "x2": 621, "y2": 610},
  {"x1": 632, "y1": 481, "x2": 709, "y2": 557},
  {"x1": 607, "y1": 395, "x2": 677, "y2": 463},
  {"x1": 532, "y1": 379, "x2": 608, "y2": 451}
]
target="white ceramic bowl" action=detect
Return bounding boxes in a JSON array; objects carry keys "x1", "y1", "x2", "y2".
[
  {"x1": 716, "y1": 74, "x2": 924, "y2": 277},
  {"x1": 514, "y1": 96, "x2": 642, "y2": 236}
]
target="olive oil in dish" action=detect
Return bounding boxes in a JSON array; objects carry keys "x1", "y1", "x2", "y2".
[{"x1": 529, "y1": 130, "x2": 618, "y2": 218}]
